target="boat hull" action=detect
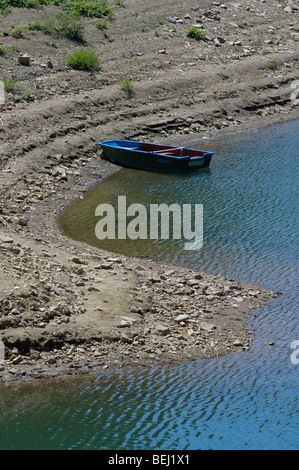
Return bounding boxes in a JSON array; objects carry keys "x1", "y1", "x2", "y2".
[{"x1": 98, "y1": 140, "x2": 213, "y2": 173}]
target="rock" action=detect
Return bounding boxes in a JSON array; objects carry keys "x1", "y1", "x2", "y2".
[
  {"x1": 120, "y1": 333, "x2": 133, "y2": 343},
  {"x1": 129, "y1": 306, "x2": 139, "y2": 313},
  {"x1": 47, "y1": 60, "x2": 54, "y2": 69},
  {"x1": 194, "y1": 273, "x2": 202, "y2": 279},
  {"x1": 164, "y1": 270, "x2": 175, "y2": 276},
  {"x1": 0, "y1": 235, "x2": 13, "y2": 243},
  {"x1": 0, "y1": 219, "x2": 9, "y2": 227},
  {"x1": 98, "y1": 263, "x2": 113, "y2": 269},
  {"x1": 11, "y1": 308, "x2": 21, "y2": 315},
  {"x1": 153, "y1": 325, "x2": 170, "y2": 336},
  {"x1": 12, "y1": 355, "x2": 23, "y2": 364},
  {"x1": 18, "y1": 55, "x2": 30, "y2": 66},
  {"x1": 118, "y1": 319, "x2": 132, "y2": 327},
  {"x1": 71, "y1": 257, "x2": 85, "y2": 264},
  {"x1": 199, "y1": 322, "x2": 217, "y2": 331},
  {"x1": 18, "y1": 217, "x2": 28, "y2": 226},
  {"x1": 58, "y1": 304, "x2": 71, "y2": 315},
  {"x1": 47, "y1": 357, "x2": 56, "y2": 364},
  {"x1": 52, "y1": 167, "x2": 67, "y2": 179},
  {"x1": 174, "y1": 314, "x2": 189, "y2": 323},
  {"x1": 232, "y1": 296, "x2": 244, "y2": 302},
  {"x1": 149, "y1": 276, "x2": 160, "y2": 283},
  {"x1": 121, "y1": 316, "x2": 137, "y2": 324},
  {"x1": 284, "y1": 6, "x2": 292, "y2": 14},
  {"x1": 233, "y1": 339, "x2": 243, "y2": 346},
  {"x1": 206, "y1": 294, "x2": 216, "y2": 301}
]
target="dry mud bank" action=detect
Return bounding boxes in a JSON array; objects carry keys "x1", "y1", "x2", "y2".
[{"x1": 0, "y1": 0, "x2": 298, "y2": 382}]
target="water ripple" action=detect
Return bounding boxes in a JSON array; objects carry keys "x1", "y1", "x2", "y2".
[{"x1": 0, "y1": 120, "x2": 298, "y2": 450}]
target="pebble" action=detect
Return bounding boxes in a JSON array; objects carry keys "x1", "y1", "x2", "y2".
[{"x1": 284, "y1": 6, "x2": 292, "y2": 14}]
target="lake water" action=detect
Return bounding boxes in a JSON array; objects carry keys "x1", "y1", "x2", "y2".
[{"x1": 0, "y1": 120, "x2": 298, "y2": 450}]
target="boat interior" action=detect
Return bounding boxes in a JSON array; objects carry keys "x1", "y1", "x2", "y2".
[{"x1": 138, "y1": 143, "x2": 206, "y2": 157}]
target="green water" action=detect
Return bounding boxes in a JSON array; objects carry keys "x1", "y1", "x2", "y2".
[{"x1": 0, "y1": 120, "x2": 298, "y2": 450}]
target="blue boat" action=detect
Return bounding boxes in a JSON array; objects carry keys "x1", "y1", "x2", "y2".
[{"x1": 97, "y1": 140, "x2": 214, "y2": 173}]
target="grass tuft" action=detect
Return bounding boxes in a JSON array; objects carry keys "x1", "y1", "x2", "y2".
[
  {"x1": 1, "y1": 0, "x2": 114, "y2": 19},
  {"x1": 185, "y1": 26, "x2": 206, "y2": 41},
  {"x1": 4, "y1": 77, "x2": 20, "y2": 93},
  {"x1": 64, "y1": 46, "x2": 100, "y2": 70},
  {"x1": 120, "y1": 77, "x2": 133, "y2": 97},
  {"x1": 266, "y1": 60, "x2": 279, "y2": 70}
]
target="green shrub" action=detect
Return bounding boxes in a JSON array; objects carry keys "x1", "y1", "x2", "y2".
[
  {"x1": 62, "y1": 0, "x2": 114, "y2": 19},
  {"x1": 0, "y1": 45, "x2": 7, "y2": 55},
  {"x1": 95, "y1": 20, "x2": 107, "y2": 30},
  {"x1": 11, "y1": 26, "x2": 23, "y2": 38},
  {"x1": 27, "y1": 20, "x2": 47, "y2": 31},
  {"x1": 64, "y1": 46, "x2": 100, "y2": 70},
  {"x1": 0, "y1": 0, "x2": 11, "y2": 15},
  {"x1": 1, "y1": 0, "x2": 114, "y2": 19},
  {"x1": 4, "y1": 77, "x2": 20, "y2": 93},
  {"x1": 185, "y1": 26, "x2": 206, "y2": 41},
  {"x1": 266, "y1": 60, "x2": 279, "y2": 70},
  {"x1": 120, "y1": 78, "x2": 133, "y2": 97},
  {"x1": 7, "y1": 0, "x2": 46, "y2": 9},
  {"x1": 23, "y1": 90, "x2": 35, "y2": 101},
  {"x1": 47, "y1": 11, "x2": 85, "y2": 40}
]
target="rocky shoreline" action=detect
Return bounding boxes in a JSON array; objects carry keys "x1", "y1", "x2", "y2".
[
  {"x1": 0, "y1": 0, "x2": 298, "y2": 383},
  {"x1": 0, "y1": 126, "x2": 280, "y2": 384},
  {"x1": 0, "y1": 224, "x2": 275, "y2": 383}
]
